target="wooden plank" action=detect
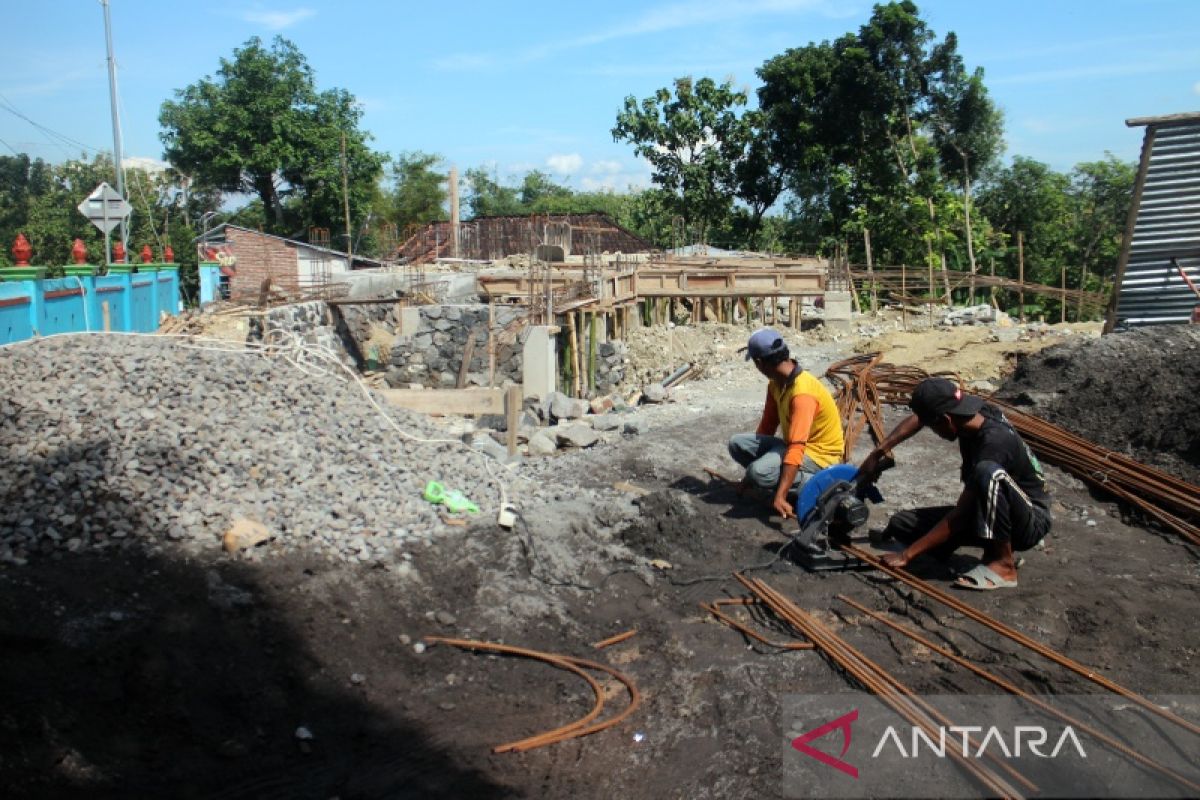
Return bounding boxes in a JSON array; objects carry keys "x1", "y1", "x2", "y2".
[
  {"x1": 378, "y1": 388, "x2": 506, "y2": 415},
  {"x1": 504, "y1": 385, "x2": 522, "y2": 456},
  {"x1": 101, "y1": 301, "x2": 111, "y2": 332},
  {"x1": 456, "y1": 330, "x2": 478, "y2": 389}
]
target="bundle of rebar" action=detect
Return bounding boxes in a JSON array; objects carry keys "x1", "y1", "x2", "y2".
[
  {"x1": 734, "y1": 574, "x2": 1032, "y2": 799},
  {"x1": 825, "y1": 354, "x2": 1200, "y2": 547},
  {"x1": 839, "y1": 545, "x2": 1200, "y2": 739}
]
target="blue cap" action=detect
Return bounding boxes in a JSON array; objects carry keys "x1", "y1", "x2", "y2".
[{"x1": 743, "y1": 328, "x2": 787, "y2": 361}]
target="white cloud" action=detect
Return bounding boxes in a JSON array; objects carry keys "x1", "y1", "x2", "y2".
[
  {"x1": 240, "y1": 7, "x2": 316, "y2": 30},
  {"x1": 0, "y1": 67, "x2": 94, "y2": 98},
  {"x1": 435, "y1": 0, "x2": 830, "y2": 70},
  {"x1": 1194, "y1": 81, "x2": 1200, "y2": 96},
  {"x1": 546, "y1": 153, "x2": 583, "y2": 174},
  {"x1": 581, "y1": 173, "x2": 652, "y2": 192},
  {"x1": 590, "y1": 160, "x2": 624, "y2": 175}
]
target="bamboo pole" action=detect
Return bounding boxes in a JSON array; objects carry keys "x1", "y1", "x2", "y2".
[
  {"x1": 567, "y1": 312, "x2": 581, "y2": 397},
  {"x1": 575, "y1": 312, "x2": 584, "y2": 397},
  {"x1": 1060, "y1": 265, "x2": 1066, "y2": 323},
  {"x1": 864, "y1": 227, "x2": 877, "y2": 313},
  {"x1": 926, "y1": 241, "x2": 934, "y2": 326},
  {"x1": 588, "y1": 312, "x2": 597, "y2": 393},
  {"x1": 487, "y1": 301, "x2": 496, "y2": 387},
  {"x1": 1017, "y1": 231, "x2": 1026, "y2": 323},
  {"x1": 901, "y1": 263, "x2": 908, "y2": 331}
]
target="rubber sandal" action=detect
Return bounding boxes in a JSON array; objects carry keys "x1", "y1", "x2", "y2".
[{"x1": 953, "y1": 563, "x2": 1018, "y2": 591}]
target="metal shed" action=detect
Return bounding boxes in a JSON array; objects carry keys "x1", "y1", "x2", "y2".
[{"x1": 1106, "y1": 112, "x2": 1200, "y2": 330}]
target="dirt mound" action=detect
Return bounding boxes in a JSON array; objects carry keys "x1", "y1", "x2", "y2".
[{"x1": 996, "y1": 326, "x2": 1200, "y2": 483}]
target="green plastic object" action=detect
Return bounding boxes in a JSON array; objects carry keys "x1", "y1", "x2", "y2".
[
  {"x1": 443, "y1": 490, "x2": 479, "y2": 515},
  {"x1": 422, "y1": 481, "x2": 478, "y2": 515}
]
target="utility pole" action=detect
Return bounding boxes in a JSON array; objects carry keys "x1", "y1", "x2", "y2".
[
  {"x1": 340, "y1": 133, "x2": 353, "y2": 260},
  {"x1": 101, "y1": 0, "x2": 127, "y2": 256}
]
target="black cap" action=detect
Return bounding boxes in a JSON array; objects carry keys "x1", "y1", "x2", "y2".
[{"x1": 909, "y1": 378, "x2": 984, "y2": 425}]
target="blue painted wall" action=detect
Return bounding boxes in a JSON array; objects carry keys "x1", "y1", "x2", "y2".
[
  {"x1": 0, "y1": 281, "x2": 35, "y2": 343},
  {"x1": 199, "y1": 262, "x2": 220, "y2": 304},
  {"x1": 0, "y1": 266, "x2": 180, "y2": 345}
]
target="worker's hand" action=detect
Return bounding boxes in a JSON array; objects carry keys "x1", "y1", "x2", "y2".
[
  {"x1": 772, "y1": 495, "x2": 794, "y2": 520},
  {"x1": 881, "y1": 551, "x2": 910, "y2": 569},
  {"x1": 858, "y1": 450, "x2": 885, "y2": 483}
]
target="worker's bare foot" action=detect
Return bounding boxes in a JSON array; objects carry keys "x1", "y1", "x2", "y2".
[{"x1": 982, "y1": 559, "x2": 1018, "y2": 582}]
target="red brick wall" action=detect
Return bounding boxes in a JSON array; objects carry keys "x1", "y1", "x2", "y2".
[{"x1": 227, "y1": 229, "x2": 300, "y2": 300}]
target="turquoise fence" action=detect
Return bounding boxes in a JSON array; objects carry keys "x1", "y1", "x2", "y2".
[{"x1": 0, "y1": 265, "x2": 181, "y2": 345}]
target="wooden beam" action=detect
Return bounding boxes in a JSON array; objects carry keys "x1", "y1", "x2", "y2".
[
  {"x1": 378, "y1": 388, "x2": 506, "y2": 415},
  {"x1": 505, "y1": 385, "x2": 522, "y2": 456}
]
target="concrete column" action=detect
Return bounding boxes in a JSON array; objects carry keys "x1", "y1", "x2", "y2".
[
  {"x1": 823, "y1": 290, "x2": 853, "y2": 333},
  {"x1": 521, "y1": 325, "x2": 557, "y2": 400}
]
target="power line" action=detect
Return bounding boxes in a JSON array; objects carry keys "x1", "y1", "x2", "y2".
[
  {"x1": 0, "y1": 135, "x2": 19, "y2": 156},
  {"x1": 0, "y1": 92, "x2": 107, "y2": 158}
]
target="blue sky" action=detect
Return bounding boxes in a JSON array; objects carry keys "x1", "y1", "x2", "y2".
[{"x1": 2, "y1": 0, "x2": 1198, "y2": 195}]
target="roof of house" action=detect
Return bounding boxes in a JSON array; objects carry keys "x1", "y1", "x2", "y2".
[{"x1": 194, "y1": 223, "x2": 390, "y2": 268}]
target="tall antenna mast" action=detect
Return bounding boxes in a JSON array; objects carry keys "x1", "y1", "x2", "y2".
[{"x1": 101, "y1": 0, "x2": 127, "y2": 253}]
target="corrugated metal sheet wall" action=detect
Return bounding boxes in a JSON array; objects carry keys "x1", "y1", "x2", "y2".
[{"x1": 1115, "y1": 121, "x2": 1200, "y2": 326}]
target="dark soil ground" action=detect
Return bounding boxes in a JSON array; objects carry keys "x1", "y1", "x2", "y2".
[
  {"x1": 996, "y1": 326, "x2": 1200, "y2": 484},
  {"x1": 3, "y1": 333, "x2": 1200, "y2": 799}
]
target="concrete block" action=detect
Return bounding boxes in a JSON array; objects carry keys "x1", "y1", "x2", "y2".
[{"x1": 522, "y1": 325, "x2": 557, "y2": 400}]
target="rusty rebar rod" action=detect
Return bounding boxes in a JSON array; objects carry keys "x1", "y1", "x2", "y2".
[
  {"x1": 700, "y1": 598, "x2": 815, "y2": 651},
  {"x1": 423, "y1": 636, "x2": 640, "y2": 753},
  {"x1": 839, "y1": 544, "x2": 1200, "y2": 738},
  {"x1": 591, "y1": 629, "x2": 637, "y2": 649},
  {"x1": 424, "y1": 636, "x2": 605, "y2": 753},
  {"x1": 837, "y1": 595, "x2": 1200, "y2": 794},
  {"x1": 736, "y1": 574, "x2": 1029, "y2": 798}
]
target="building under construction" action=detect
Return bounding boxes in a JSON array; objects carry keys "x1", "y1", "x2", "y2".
[{"x1": 397, "y1": 213, "x2": 655, "y2": 263}]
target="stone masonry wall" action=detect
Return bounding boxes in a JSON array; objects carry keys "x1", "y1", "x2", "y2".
[
  {"x1": 386, "y1": 305, "x2": 528, "y2": 389},
  {"x1": 248, "y1": 301, "x2": 346, "y2": 362}
]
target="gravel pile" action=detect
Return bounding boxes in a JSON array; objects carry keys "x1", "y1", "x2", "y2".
[{"x1": 0, "y1": 335, "x2": 583, "y2": 566}]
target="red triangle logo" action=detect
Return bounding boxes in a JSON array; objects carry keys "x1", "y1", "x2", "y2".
[{"x1": 790, "y1": 709, "x2": 859, "y2": 779}]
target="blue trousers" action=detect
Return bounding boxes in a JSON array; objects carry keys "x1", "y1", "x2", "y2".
[{"x1": 727, "y1": 433, "x2": 821, "y2": 493}]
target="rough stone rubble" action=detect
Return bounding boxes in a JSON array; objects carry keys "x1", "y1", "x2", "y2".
[{"x1": 0, "y1": 335, "x2": 640, "y2": 568}]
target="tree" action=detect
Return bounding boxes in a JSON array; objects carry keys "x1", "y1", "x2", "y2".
[
  {"x1": 159, "y1": 36, "x2": 384, "y2": 239},
  {"x1": 386, "y1": 151, "x2": 447, "y2": 231},
  {"x1": 927, "y1": 33, "x2": 1005, "y2": 300},
  {"x1": 977, "y1": 157, "x2": 1073, "y2": 292},
  {"x1": 732, "y1": 110, "x2": 785, "y2": 248},
  {"x1": 1068, "y1": 155, "x2": 1134, "y2": 316},
  {"x1": 463, "y1": 167, "x2": 524, "y2": 217},
  {"x1": 519, "y1": 170, "x2": 573, "y2": 209},
  {"x1": 612, "y1": 76, "x2": 750, "y2": 245}
]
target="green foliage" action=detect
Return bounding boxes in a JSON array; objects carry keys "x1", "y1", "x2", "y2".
[
  {"x1": 0, "y1": 153, "x2": 203, "y2": 302},
  {"x1": 159, "y1": 36, "x2": 385, "y2": 240},
  {"x1": 464, "y1": 167, "x2": 525, "y2": 217},
  {"x1": 612, "y1": 76, "x2": 751, "y2": 243},
  {"x1": 383, "y1": 151, "x2": 448, "y2": 234},
  {"x1": 0, "y1": 153, "x2": 111, "y2": 267}
]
